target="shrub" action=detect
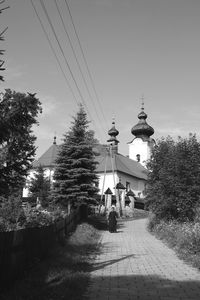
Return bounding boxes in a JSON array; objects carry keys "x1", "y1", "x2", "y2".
[
  {"x1": 25, "y1": 209, "x2": 54, "y2": 228},
  {"x1": 0, "y1": 196, "x2": 66, "y2": 231},
  {"x1": 0, "y1": 195, "x2": 26, "y2": 231},
  {"x1": 147, "y1": 212, "x2": 160, "y2": 232},
  {"x1": 146, "y1": 135, "x2": 200, "y2": 222},
  {"x1": 148, "y1": 217, "x2": 200, "y2": 255}
]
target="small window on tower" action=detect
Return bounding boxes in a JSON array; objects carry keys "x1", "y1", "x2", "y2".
[{"x1": 136, "y1": 154, "x2": 140, "y2": 162}]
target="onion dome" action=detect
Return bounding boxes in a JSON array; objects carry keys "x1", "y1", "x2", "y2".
[
  {"x1": 131, "y1": 105, "x2": 154, "y2": 138},
  {"x1": 107, "y1": 120, "x2": 119, "y2": 144}
]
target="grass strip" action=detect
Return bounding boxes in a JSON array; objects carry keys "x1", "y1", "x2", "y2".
[
  {"x1": 147, "y1": 215, "x2": 200, "y2": 270},
  {"x1": 0, "y1": 219, "x2": 102, "y2": 300}
]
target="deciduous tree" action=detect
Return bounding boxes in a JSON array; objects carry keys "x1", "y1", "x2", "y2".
[
  {"x1": 146, "y1": 134, "x2": 200, "y2": 221},
  {"x1": 0, "y1": 89, "x2": 42, "y2": 196}
]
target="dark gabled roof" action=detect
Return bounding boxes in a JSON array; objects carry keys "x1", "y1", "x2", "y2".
[
  {"x1": 33, "y1": 144, "x2": 60, "y2": 168},
  {"x1": 95, "y1": 153, "x2": 148, "y2": 180},
  {"x1": 33, "y1": 143, "x2": 108, "y2": 168},
  {"x1": 33, "y1": 143, "x2": 148, "y2": 180}
]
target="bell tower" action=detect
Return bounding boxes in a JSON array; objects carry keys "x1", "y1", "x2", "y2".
[
  {"x1": 128, "y1": 98, "x2": 155, "y2": 166},
  {"x1": 107, "y1": 119, "x2": 119, "y2": 154}
]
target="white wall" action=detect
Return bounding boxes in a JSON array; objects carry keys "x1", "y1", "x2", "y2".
[
  {"x1": 97, "y1": 171, "x2": 146, "y2": 198},
  {"x1": 98, "y1": 172, "x2": 118, "y2": 195},
  {"x1": 23, "y1": 168, "x2": 146, "y2": 202},
  {"x1": 129, "y1": 138, "x2": 151, "y2": 166}
]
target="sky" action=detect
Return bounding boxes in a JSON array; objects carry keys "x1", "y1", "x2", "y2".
[{"x1": 1, "y1": 0, "x2": 200, "y2": 159}]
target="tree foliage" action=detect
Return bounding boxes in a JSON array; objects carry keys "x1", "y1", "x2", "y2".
[
  {"x1": 28, "y1": 165, "x2": 51, "y2": 207},
  {"x1": 0, "y1": 195, "x2": 26, "y2": 231},
  {"x1": 53, "y1": 104, "x2": 99, "y2": 208},
  {"x1": 0, "y1": 89, "x2": 42, "y2": 196},
  {"x1": 146, "y1": 134, "x2": 200, "y2": 221}
]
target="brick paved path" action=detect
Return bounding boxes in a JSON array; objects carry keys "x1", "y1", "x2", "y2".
[{"x1": 85, "y1": 218, "x2": 200, "y2": 300}]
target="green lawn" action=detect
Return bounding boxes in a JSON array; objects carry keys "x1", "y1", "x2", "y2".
[{"x1": 0, "y1": 220, "x2": 102, "y2": 300}]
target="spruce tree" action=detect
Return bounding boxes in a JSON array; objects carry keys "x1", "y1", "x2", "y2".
[
  {"x1": 29, "y1": 165, "x2": 51, "y2": 207},
  {"x1": 53, "y1": 104, "x2": 99, "y2": 208}
]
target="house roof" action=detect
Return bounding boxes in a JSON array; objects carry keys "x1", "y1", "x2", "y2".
[
  {"x1": 95, "y1": 153, "x2": 148, "y2": 180},
  {"x1": 33, "y1": 143, "x2": 148, "y2": 180},
  {"x1": 33, "y1": 143, "x2": 60, "y2": 168},
  {"x1": 33, "y1": 143, "x2": 108, "y2": 168}
]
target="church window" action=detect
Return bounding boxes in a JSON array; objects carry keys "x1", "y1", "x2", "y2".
[{"x1": 126, "y1": 181, "x2": 130, "y2": 192}]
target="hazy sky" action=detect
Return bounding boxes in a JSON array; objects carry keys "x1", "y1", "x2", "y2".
[{"x1": 1, "y1": 0, "x2": 200, "y2": 158}]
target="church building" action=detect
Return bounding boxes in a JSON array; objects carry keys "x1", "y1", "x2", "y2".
[{"x1": 23, "y1": 104, "x2": 155, "y2": 216}]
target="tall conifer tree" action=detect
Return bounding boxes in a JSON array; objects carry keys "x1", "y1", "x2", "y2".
[
  {"x1": 29, "y1": 165, "x2": 51, "y2": 207},
  {"x1": 53, "y1": 104, "x2": 99, "y2": 208}
]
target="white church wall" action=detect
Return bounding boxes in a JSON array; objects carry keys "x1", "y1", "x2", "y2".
[
  {"x1": 97, "y1": 171, "x2": 146, "y2": 198},
  {"x1": 129, "y1": 138, "x2": 150, "y2": 165},
  {"x1": 23, "y1": 167, "x2": 146, "y2": 208},
  {"x1": 98, "y1": 172, "x2": 118, "y2": 195},
  {"x1": 117, "y1": 172, "x2": 146, "y2": 198},
  {"x1": 23, "y1": 169, "x2": 35, "y2": 197}
]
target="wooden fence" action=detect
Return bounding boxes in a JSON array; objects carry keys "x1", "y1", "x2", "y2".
[{"x1": 0, "y1": 208, "x2": 80, "y2": 290}]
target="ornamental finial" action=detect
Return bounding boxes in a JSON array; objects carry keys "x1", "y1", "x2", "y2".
[
  {"x1": 141, "y1": 94, "x2": 144, "y2": 111},
  {"x1": 53, "y1": 133, "x2": 57, "y2": 145}
]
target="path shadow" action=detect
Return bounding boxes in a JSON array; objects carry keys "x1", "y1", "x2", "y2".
[
  {"x1": 87, "y1": 215, "x2": 108, "y2": 230},
  {"x1": 90, "y1": 254, "x2": 135, "y2": 271},
  {"x1": 85, "y1": 274, "x2": 200, "y2": 299}
]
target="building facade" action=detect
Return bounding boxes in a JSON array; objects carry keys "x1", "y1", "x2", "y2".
[{"x1": 23, "y1": 105, "x2": 155, "y2": 216}]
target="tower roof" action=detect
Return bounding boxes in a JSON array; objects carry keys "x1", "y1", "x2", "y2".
[
  {"x1": 33, "y1": 137, "x2": 60, "y2": 168},
  {"x1": 131, "y1": 101, "x2": 154, "y2": 138},
  {"x1": 107, "y1": 120, "x2": 119, "y2": 144}
]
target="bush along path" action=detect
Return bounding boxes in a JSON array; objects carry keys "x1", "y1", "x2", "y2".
[
  {"x1": 148, "y1": 213, "x2": 200, "y2": 271},
  {"x1": 0, "y1": 219, "x2": 103, "y2": 300}
]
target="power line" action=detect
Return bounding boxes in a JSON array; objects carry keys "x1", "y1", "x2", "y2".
[
  {"x1": 30, "y1": 0, "x2": 79, "y2": 105},
  {"x1": 30, "y1": 0, "x2": 106, "y2": 141},
  {"x1": 54, "y1": 0, "x2": 106, "y2": 139},
  {"x1": 64, "y1": 0, "x2": 109, "y2": 130},
  {"x1": 39, "y1": 0, "x2": 95, "y2": 124}
]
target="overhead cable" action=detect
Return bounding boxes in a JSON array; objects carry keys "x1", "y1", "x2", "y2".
[
  {"x1": 39, "y1": 0, "x2": 94, "y2": 123},
  {"x1": 30, "y1": 0, "x2": 79, "y2": 105},
  {"x1": 64, "y1": 0, "x2": 109, "y2": 130},
  {"x1": 54, "y1": 0, "x2": 106, "y2": 139}
]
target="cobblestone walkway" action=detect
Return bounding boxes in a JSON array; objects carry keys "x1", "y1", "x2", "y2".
[{"x1": 85, "y1": 218, "x2": 200, "y2": 300}]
